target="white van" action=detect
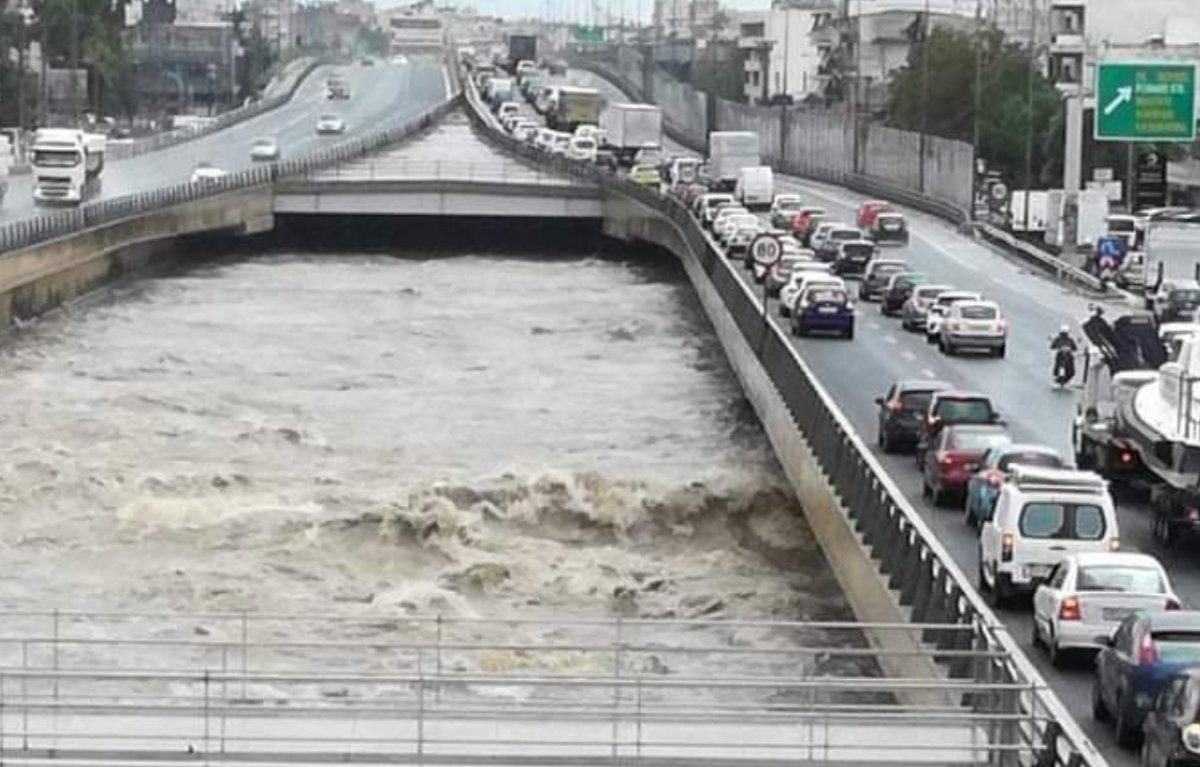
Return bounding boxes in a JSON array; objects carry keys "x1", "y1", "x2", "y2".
[
  {"x1": 979, "y1": 465, "x2": 1119, "y2": 607},
  {"x1": 735, "y1": 166, "x2": 775, "y2": 211}
]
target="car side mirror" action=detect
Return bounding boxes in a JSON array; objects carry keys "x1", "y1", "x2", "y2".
[
  {"x1": 874, "y1": 397, "x2": 884, "y2": 406},
  {"x1": 991, "y1": 413, "x2": 1004, "y2": 424}
]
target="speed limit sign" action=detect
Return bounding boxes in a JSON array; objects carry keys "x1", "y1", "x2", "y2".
[{"x1": 750, "y1": 235, "x2": 783, "y2": 267}]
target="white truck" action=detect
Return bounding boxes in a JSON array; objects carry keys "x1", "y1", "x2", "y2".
[
  {"x1": 708, "y1": 131, "x2": 760, "y2": 192},
  {"x1": 31, "y1": 128, "x2": 106, "y2": 205},
  {"x1": 598, "y1": 103, "x2": 662, "y2": 166}
]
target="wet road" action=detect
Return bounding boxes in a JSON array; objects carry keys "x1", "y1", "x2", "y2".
[
  {"x1": 0, "y1": 248, "x2": 855, "y2": 674},
  {"x1": 3, "y1": 56, "x2": 448, "y2": 223}
]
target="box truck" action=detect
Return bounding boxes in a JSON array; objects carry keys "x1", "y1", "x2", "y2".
[
  {"x1": 546, "y1": 86, "x2": 601, "y2": 133},
  {"x1": 598, "y1": 103, "x2": 662, "y2": 166},
  {"x1": 708, "y1": 131, "x2": 760, "y2": 192}
]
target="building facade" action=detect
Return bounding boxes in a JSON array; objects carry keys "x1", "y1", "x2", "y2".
[
  {"x1": 652, "y1": 0, "x2": 721, "y2": 42},
  {"x1": 124, "y1": 17, "x2": 238, "y2": 114},
  {"x1": 737, "y1": 1, "x2": 833, "y2": 104}
]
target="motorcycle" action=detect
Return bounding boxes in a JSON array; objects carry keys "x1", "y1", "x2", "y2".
[{"x1": 1053, "y1": 347, "x2": 1075, "y2": 387}]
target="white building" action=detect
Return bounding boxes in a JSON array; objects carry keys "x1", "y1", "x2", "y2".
[
  {"x1": 737, "y1": 2, "x2": 833, "y2": 104},
  {"x1": 653, "y1": 0, "x2": 721, "y2": 42}
]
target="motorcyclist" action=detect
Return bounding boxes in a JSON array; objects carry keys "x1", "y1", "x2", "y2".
[{"x1": 1050, "y1": 325, "x2": 1077, "y2": 383}]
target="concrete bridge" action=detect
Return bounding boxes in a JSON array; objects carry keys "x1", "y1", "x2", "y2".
[{"x1": 0, "y1": 47, "x2": 1107, "y2": 767}]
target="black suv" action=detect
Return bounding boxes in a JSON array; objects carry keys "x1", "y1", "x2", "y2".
[{"x1": 875, "y1": 380, "x2": 951, "y2": 453}]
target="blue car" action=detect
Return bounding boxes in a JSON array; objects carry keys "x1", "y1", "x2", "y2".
[
  {"x1": 1093, "y1": 610, "x2": 1200, "y2": 747},
  {"x1": 791, "y1": 285, "x2": 854, "y2": 339},
  {"x1": 963, "y1": 444, "x2": 1064, "y2": 528}
]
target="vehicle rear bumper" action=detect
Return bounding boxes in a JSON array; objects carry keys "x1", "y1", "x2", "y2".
[
  {"x1": 943, "y1": 332, "x2": 1006, "y2": 348},
  {"x1": 798, "y1": 313, "x2": 853, "y2": 331},
  {"x1": 1055, "y1": 619, "x2": 1115, "y2": 650}
]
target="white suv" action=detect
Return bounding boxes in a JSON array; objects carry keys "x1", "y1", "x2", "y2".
[{"x1": 978, "y1": 465, "x2": 1119, "y2": 607}]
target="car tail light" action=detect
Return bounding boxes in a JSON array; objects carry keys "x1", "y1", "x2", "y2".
[
  {"x1": 1059, "y1": 595, "x2": 1081, "y2": 621},
  {"x1": 1189, "y1": 507, "x2": 1200, "y2": 522},
  {"x1": 1167, "y1": 597, "x2": 1182, "y2": 611},
  {"x1": 1001, "y1": 533, "x2": 1014, "y2": 562},
  {"x1": 1119, "y1": 449, "x2": 1135, "y2": 466},
  {"x1": 986, "y1": 470, "x2": 1004, "y2": 487},
  {"x1": 996, "y1": 320, "x2": 1007, "y2": 332},
  {"x1": 1138, "y1": 630, "x2": 1158, "y2": 665},
  {"x1": 887, "y1": 398, "x2": 903, "y2": 412},
  {"x1": 938, "y1": 452, "x2": 955, "y2": 467},
  {"x1": 1109, "y1": 537, "x2": 1121, "y2": 551}
]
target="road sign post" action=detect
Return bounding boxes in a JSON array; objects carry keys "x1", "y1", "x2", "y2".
[
  {"x1": 1094, "y1": 61, "x2": 1197, "y2": 142},
  {"x1": 750, "y1": 235, "x2": 782, "y2": 351}
]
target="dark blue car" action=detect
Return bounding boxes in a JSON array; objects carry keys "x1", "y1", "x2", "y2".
[
  {"x1": 791, "y1": 285, "x2": 854, "y2": 339},
  {"x1": 1093, "y1": 610, "x2": 1200, "y2": 747}
]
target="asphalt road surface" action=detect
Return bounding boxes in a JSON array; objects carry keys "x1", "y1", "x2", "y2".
[{"x1": 3, "y1": 55, "x2": 449, "y2": 224}]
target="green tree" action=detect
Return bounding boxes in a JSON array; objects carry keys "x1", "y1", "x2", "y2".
[
  {"x1": 32, "y1": 0, "x2": 134, "y2": 117},
  {"x1": 886, "y1": 25, "x2": 1062, "y2": 187}
]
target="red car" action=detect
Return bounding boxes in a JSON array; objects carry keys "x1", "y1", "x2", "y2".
[
  {"x1": 790, "y1": 206, "x2": 827, "y2": 239},
  {"x1": 857, "y1": 200, "x2": 893, "y2": 230},
  {"x1": 922, "y1": 424, "x2": 1010, "y2": 507}
]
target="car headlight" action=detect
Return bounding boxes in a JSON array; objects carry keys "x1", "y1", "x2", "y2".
[{"x1": 1184, "y1": 723, "x2": 1200, "y2": 752}]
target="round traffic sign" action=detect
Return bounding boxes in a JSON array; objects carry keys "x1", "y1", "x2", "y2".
[
  {"x1": 751, "y1": 235, "x2": 782, "y2": 267},
  {"x1": 990, "y1": 182, "x2": 1009, "y2": 201}
]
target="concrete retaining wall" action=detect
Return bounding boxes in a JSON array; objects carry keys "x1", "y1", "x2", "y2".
[{"x1": 0, "y1": 186, "x2": 273, "y2": 327}]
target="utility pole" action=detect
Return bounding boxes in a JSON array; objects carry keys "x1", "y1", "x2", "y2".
[
  {"x1": 971, "y1": 0, "x2": 984, "y2": 215},
  {"x1": 1022, "y1": 0, "x2": 1037, "y2": 232},
  {"x1": 39, "y1": 2, "x2": 48, "y2": 126},
  {"x1": 69, "y1": 0, "x2": 79, "y2": 123},
  {"x1": 917, "y1": 0, "x2": 930, "y2": 192}
]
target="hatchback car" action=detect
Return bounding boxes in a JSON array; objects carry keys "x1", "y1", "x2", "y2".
[
  {"x1": 1033, "y1": 552, "x2": 1176, "y2": 667},
  {"x1": 1094, "y1": 611, "x2": 1200, "y2": 746},
  {"x1": 923, "y1": 424, "x2": 1011, "y2": 506},
  {"x1": 857, "y1": 199, "x2": 893, "y2": 229},
  {"x1": 249, "y1": 137, "x2": 280, "y2": 161},
  {"x1": 189, "y1": 161, "x2": 226, "y2": 185},
  {"x1": 697, "y1": 194, "x2": 736, "y2": 226},
  {"x1": 765, "y1": 254, "x2": 815, "y2": 296},
  {"x1": 791, "y1": 284, "x2": 854, "y2": 339},
  {"x1": 1141, "y1": 668, "x2": 1200, "y2": 767},
  {"x1": 858, "y1": 259, "x2": 908, "y2": 301},
  {"x1": 916, "y1": 391, "x2": 1002, "y2": 467},
  {"x1": 964, "y1": 443, "x2": 1065, "y2": 528},
  {"x1": 831, "y1": 240, "x2": 878, "y2": 276},
  {"x1": 780, "y1": 273, "x2": 845, "y2": 317},
  {"x1": 875, "y1": 380, "x2": 951, "y2": 453},
  {"x1": 925, "y1": 290, "x2": 983, "y2": 343},
  {"x1": 315, "y1": 114, "x2": 346, "y2": 134},
  {"x1": 938, "y1": 300, "x2": 1007, "y2": 357},
  {"x1": 870, "y1": 212, "x2": 910, "y2": 245},
  {"x1": 881, "y1": 272, "x2": 928, "y2": 316},
  {"x1": 790, "y1": 206, "x2": 827, "y2": 241},
  {"x1": 901, "y1": 284, "x2": 952, "y2": 331},
  {"x1": 769, "y1": 194, "x2": 804, "y2": 228},
  {"x1": 816, "y1": 226, "x2": 864, "y2": 262}
]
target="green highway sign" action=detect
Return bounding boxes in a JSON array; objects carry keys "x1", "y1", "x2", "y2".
[
  {"x1": 571, "y1": 25, "x2": 603, "y2": 42},
  {"x1": 1095, "y1": 61, "x2": 1197, "y2": 142}
]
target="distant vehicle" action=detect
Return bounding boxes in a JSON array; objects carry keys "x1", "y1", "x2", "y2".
[
  {"x1": 568, "y1": 136, "x2": 598, "y2": 163},
  {"x1": 716, "y1": 214, "x2": 758, "y2": 247},
  {"x1": 979, "y1": 465, "x2": 1117, "y2": 607},
  {"x1": 628, "y1": 164, "x2": 662, "y2": 189},
  {"x1": 770, "y1": 194, "x2": 804, "y2": 228},
  {"x1": 726, "y1": 222, "x2": 763, "y2": 258},
  {"x1": 857, "y1": 199, "x2": 893, "y2": 229},
  {"x1": 534, "y1": 127, "x2": 557, "y2": 152},
  {"x1": 326, "y1": 78, "x2": 350, "y2": 99},
  {"x1": 858, "y1": 259, "x2": 908, "y2": 301},
  {"x1": 1033, "y1": 552, "x2": 1176, "y2": 667},
  {"x1": 963, "y1": 443, "x2": 1065, "y2": 528},
  {"x1": 938, "y1": 300, "x2": 1007, "y2": 358},
  {"x1": 249, "y1": 137, "x2": 280, "y2": 162},
  {"x1": 497, "y1": 101, "x2": 521, "y2": 122},
  {"x1": 599, "y1": 103, "x2": 662, "y2": 166},
  {"x1": 874, "y1": 379, "x2": 952, "y2": 454},
  {"x1": 360, "y1": 57, "x2": 374, "y2": 66},
  {"x1": 548, "y1": 132, "x2": 572, "y2": 156},
  {"x1": 696, "y1": 193, "x2": 735, "y2": 226},
  {"x1": 880, "y1": 272, "x2": 929, "y2": 316},
  {"x1": 831, "y1": 240, "x2": 878, "y2": 277},
  {"x1": 779, "y1": 273, "x2": 844, "y2": 318},
  {"x1": 1094, "y1": 610, "x2": 1200, "y2": 746},
  {"x1": 1149, "y1": 279, "x2": 1200, "y2": 323},
  {"x1": 791, "y1": 284, "x2": 855, "y2": 339},
  {"x1": 900, "y1": 283, "x2": 952, "y2": 332},
  {"x1": 817, "y1": 227, "x2": 865, "y2": 262},
  {"x1": 189, "y1": 161, "x2": 227, "y2": 186},
  {"x1": 870, "y1": 212, "x2": 909, "y2": 245},
  {"x1": 391, "y1": 54, "x2": 409, "y2": 65},
  {"x1": 708, "y1": 131, "x2": 760, "y2": 192},
  {"x1": 712, "y1": 207, "x2": 752, "y2": 240},
  {"x1": 515, "y1": 59, "x2": 537, "y2": 76},
  {"x1": 315, "y1": 115, "x2": 346, "y2": 135},
  {"x1": 31, "y1": 128, "x2": 106, "y2": 204},
  {"x1": 506, "y1": 35, "x2": 537, "y2": 73},
  {"x1": 512, "y1": 121, "x2": 539, "y2": 143},
  {"x1": 546, "y1": 86, "x2": 601, "y2": 133},
  {"x1": 791, "y1": 208, "x2": 828, "y2": 246},
  {"x1": 922, "y1": 424, "x2": 1011, "y2": 507},
  {"x1": 766, "y1": 254, "x2": 817, "y2": 296},
  {"x1": 734, "y1": 166, "x2": 774, "y2": 211},
  {"x1": 925, "y1": 290, "x2": 983, "y2": 343},
  {"x1": 915, "y1": 390, "x2": 1003, "y2": 467}
]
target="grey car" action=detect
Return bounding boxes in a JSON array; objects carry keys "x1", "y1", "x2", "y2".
[
  {"x1": 900, "y1": 284, "x2": 952, "y2": 332},
  {"x1": 858, "y1": 259, "x2": 908, "y2": 301}
]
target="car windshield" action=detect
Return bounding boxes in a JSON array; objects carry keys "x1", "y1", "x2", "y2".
[
  {"x1": 946, "y1": 429, "x2": 1009, "y2": 451},
  {"x1": 936, "y1": 398, "x2": 994, "y2": 423},
  {"x1": 807, "y1": 288, "x2": 846, "y2": 303},
  {"x1": 831, "y1": 229, "x2": 861, "y2": 241},
  {"x1": 1171, "y1": 290, "x2": 1200, "y2": 303},
  {"x1": 1108, "y1": 218, "x2": 1137, "y2": 232},
  {"x1": 254, "y1": 139, "x2": 274, "y2": 147},
  {"x1": 873, "y1": 263, "x2": 905, "y2": 276},
  {"x1": 997, "y1": 451, "x2": 1061, "y2": 471},
  {"x1": 34, "y1": 150, "x2": 80, "y2": 167},
  {"x1": 915, "y1": 287, "x2": 948, "y2": 301},
  {"x1": 960, "y1": 305, "x2": 998, "y2": 320},
  {"x1": 1076, "y1": 566, "x2": 1164, "y2": 593},
  {"x1": 878, "y1": 216, "x2": 905, "y2": 228},
  {"x1": 1152, "y1": 633, "x2": 1200, "y2": 663},
  {"x1": 1018, "y1": 503, "x2": 1106, "y2": 540},
  {"x1": 842, "y1": 243, "x2": 874, "y2": 258}
]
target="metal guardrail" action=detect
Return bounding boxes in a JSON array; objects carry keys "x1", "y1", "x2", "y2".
[
  {"x1": 0, "y1": 95, "x2": 461, "y2": 259},
  {"x1": 299, "y1": 156, "x2": 590, "y2": 185},
  {"x1": 975, "y1": 222, "x2": 1104, "y2": 292},
  {"x1": 457, "y1": 62, "x2": 1107, "y2": 767},
  {"x1": 0, "y1": 611, "x2": 1046, "y2": 765}
]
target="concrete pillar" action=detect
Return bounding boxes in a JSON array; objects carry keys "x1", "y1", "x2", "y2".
[{"x1": 1061, "y1": 91, "x2": 1084, "y2": 259}]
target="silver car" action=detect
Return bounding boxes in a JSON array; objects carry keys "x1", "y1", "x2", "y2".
[
  {"x1": 938, "y1": 300, "x2": 1007, "y2": 358},
  {"x1": 900, "y1": 284, "x2": 952, "y2": 332},
  {"x1": 250, "y1": 137, "x2": 280, "y2": 162}
]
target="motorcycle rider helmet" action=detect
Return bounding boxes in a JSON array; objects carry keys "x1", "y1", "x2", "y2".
[{"x1": 1060, "y1": 324, "x2": 1069, "y2": 334}]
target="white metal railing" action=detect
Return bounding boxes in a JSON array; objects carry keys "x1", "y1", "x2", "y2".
[{"x1": 302, "y1": 156, "x2": 589, "y2": 186}]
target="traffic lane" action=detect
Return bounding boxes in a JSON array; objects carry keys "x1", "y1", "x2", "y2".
[{"x1": 1, "y1": 59, "x2": 446, "y2": 222}]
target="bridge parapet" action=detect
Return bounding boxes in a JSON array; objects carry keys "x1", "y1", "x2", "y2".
[{"x1": 455, "y1": 56, "x2": 1107, "y2": 767}]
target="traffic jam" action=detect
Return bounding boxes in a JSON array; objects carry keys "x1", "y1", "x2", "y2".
[{"x1": 680, "y1": 179, "x2": 1200, "y2": 763}]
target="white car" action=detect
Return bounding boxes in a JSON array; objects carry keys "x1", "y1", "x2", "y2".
[
  {"x1": 925, "y1": 290, "x2": 982, "y2": 342},
  {"x1": 938, "y1": 300, "x2": 1007, "y2": 358},
  {"x1": 534, "y1": 127, "x2": 557, "y2": 151},
  {"x1": 726, "y1": 222, "x2": 762, "y2": 255},
  {"x1": 1032, "y1": 552, "x2": 1177, "y2": 666},
  {"x1": 809, "y1": 222, "x2": 843, "y2": 253},
  {"x1": 250, "y1": 137, "x2": 280, "y2": 162},
  {"x1": 1161, "y1": 321, "x2": 1200, "y2": 360},
  {"x1": 715, "y1": 212, "x2": 756, "y2": 243},
  {"x1": 780, "y1": 273, "x2": 845, "y2": 317},
  {"x1": 567, "y1": 136, "x2": 598, "y2": 162},
  {"x1": 549, "y1": 132, "x2": 572, "y2": 156},
  {"x1": 190, "y1": 161, "x2": 226, "y2": 185},
  {"x1": 711, "y1": 207, "x2": 750, "y2": 239},
  {"x1": 315, "y1": 115, "x2": 346, "y2": 135},
  {"x1": 696, "y1": 193, "x2": 735, "y2": 225},
  {"x1": 512, "y1": 120, "x2": 539, "y2": 142},
  {"x1": 979, "y1": 465, "x2": 1120, "y2": 607},
  {"x1": 391, "y1": 54, "x2": 409, "y2": 65}
]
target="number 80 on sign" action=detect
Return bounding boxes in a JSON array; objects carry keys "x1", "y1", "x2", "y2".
[{"x1": 751, "y1": 235, "x2": 783, "y2": 268}]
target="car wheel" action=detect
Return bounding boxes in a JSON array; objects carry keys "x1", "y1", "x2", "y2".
[
  {"x1": 995, "y1": 345, "x2": 1006, "y2": 359},
  {"x1": 922, "y1": 475, "x2": 932, "y2": 498},
  {"x1": 964, "y1": 498, "x2": 976, "y2": 528},
  {"x1": 931, "y1": 482, "x2": 947, "y2": 507},
  {"x1": 1116, "y1": 696, "x2": 1141, "y2": 748},
  {"x1": 780, "y1": 304, "x2": 791, "y2": 318},
  {"x1": 796, "y1": 320, "x2": 807, "y2": 337},
  {"x1": 1031, "y1": 618, "x2": 1042, "y2": 648},
  {"x1": 989, "y1": 572, "x2": 1010, "y2": 609},
  {"x1": 1047, "y1": 633, "x2": 1064, "y2": 668},
  {"x1": 1091, "y1": 678, "x2": 1110, "y2": 722},
  {"x1": 926, "y1": 332, "x2": 937, "y2": 345},
  {"x1": 880, "y1": 430, "x2": 893, "y2": 454},
  {"x1": 845, "y1": 325, "x2": 855, "y2": 340}
]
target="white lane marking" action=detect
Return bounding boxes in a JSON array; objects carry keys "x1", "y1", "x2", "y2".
[
  {"x1": 901, "y1": 350, "x2": 916, "y2": 361},
  {"x1": 867, "y1": 321, "x2": 881, "y2": 330},
  {"x1": 921, "y1": 369, "x2": 937, "y2": 379},
  {"x1": 442, "y1": 64, "x2": 452, "y2": 97},
  {"x1": 883, "y1": 334, "x2": 898, "y2": 345}
]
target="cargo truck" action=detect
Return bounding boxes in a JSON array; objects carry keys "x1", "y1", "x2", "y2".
[
  {"x1": 546, "y1": 86, "x2": 601, "y2": 133},
  {"x1": 506, "y1": 35, "x2": 537, "y2": 74},
  {"x1": 708, "y1": 131, "x2": 760, "y2": 192},
  {"x1": 31, "y1": 128, "x2": 105, "y2": 205},
  {"x1": 598, "y1": 103, "x2": 662, "y2": 166}
]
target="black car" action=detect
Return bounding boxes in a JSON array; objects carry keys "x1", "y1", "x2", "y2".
[
  {"x1": 874, "y1": 380, "x2": 951, "y2": 453},
  {"x1": 870, "y1": 212, "x2": 909, "y2": 245},
  {"x1": 830, "y1": 240, "x2": 877, "y2": 276},
  {"x1": 1154, "y1": 282, "x2": 1200, "y2": 323},
  {"x1": 1141, "y1": 668, "x2": 1200, "y2": 766},
  {"x1": 881, "y1": 272, "x2": 929, "y2": 316}
]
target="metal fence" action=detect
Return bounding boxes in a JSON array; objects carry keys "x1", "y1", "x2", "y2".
[
  {"x1": 458, "y1": 65, "x2": 1107, "y2": 767},
  {"x1": 0, "y1": 610, "x2": 1050, "y2": 766},
  {"x1": 298, "y1": 156, "x2": 591, "y2": 185}
]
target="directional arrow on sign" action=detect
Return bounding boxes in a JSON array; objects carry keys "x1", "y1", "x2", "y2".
[{"x1": 1104, "y1": 86, "x2": 1133, "y2": 116}]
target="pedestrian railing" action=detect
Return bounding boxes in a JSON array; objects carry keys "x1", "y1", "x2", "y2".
[
  {"x1": 457, "y1": 60, "x2": 1107, "y2": 767},
  {"x1": 292, "y1": 155, "x2": 593, "y2": 185}
]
